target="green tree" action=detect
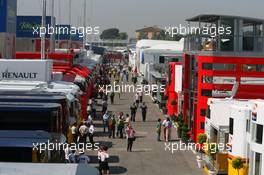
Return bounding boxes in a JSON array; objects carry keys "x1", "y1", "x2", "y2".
[
  {"x1": 197, "y1": 133, "x2": 207, "y2": 158},
  {"x1": 118, "y1": 32, "x2": 128, "y2": 40},
  {"x1": 100, "y1": 28, "x2": 120, "y2": 40},
  {"x1": 232, "y1": 157, "x2": 244, "y2": 175}
]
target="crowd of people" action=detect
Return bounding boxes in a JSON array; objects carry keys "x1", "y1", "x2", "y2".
[{"x1": 64, "y1": 60, "x2": 175, "y2": 175}]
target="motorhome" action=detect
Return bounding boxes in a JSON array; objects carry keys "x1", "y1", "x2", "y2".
[{"x1": 0, "y1": 130, "x2": 66, "y2": 163}]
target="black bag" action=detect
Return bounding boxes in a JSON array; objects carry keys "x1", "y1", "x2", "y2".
[{"x1": 132, "y1": 136, "x2": 136, "y2": 141}]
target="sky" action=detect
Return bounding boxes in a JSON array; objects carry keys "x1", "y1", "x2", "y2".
[{"x1": 17, "y1": 0, "x2": 264, "y2": 38}]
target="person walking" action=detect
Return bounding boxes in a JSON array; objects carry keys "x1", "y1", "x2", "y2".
[
  {"x1": 126, "y1": 124, "x2": 136, "y2": 152},
  {"x1": 135, "y1": 93, "x2": 140, "y2": 107},
  {"x1": 98, "y1": 146, "x2": 110, "y2": 175},
  {"x1": 162, "y1": 117, "x2": 172, "y2": 142},
  {"x1": 78, "y1": 122, "x2": 88, "y2": 144},
  {"x1": 108, "y1": 115, "x2": 116, "y2": 138},
  {"x1": 91, "y1": 99, "x2": 97, "y2": 118},
  {"x1": 102, "y1": 111, "x2": 110, "y2": 133},
  {"x1": 88, "y1": 122, "x2": 95, "y2": 147},
  {"x1": 130, "y1": 103, "x2": 137, "y2": 122},
  {"x1": 125, "y1": 70, "x2": 129, "y2": 82},
  {"x1": 71, "y1": 122, "x2": 78, "y2": 144},
  {"x1": 110, "y1": 91, "x2": 115, "y2": 104},
  {"x1": 68, "y1": 149, "x2": 77, "y2": 163},
  {"x1": 140, "y1": 102, "x2": 147, "y2": 122},
  {"x1": 117, "y1": 112, "x2": 125, "y2": 138},
  {"x1": 102, "y1": 99, "x2": 108, "y2": 114},
  {"x1": 156, "y1": 118, "x2": 161, "y2": 141},
  {"x1": 125, "y1": 114, "x2": 131, "y2": 127},
  {"x1": 139, "y1": 91, "x2": 143, "y2": 103}
]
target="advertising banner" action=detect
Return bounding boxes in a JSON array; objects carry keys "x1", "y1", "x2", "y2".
[
  {"x1": 16, "y1": 16, "x2": 54, "y2": 38},
  {"x1": 0, "y1": 0, "x2": 17, "y2": 33},
  {"x1": 55, "y1": 25, "x2": 71, "y2": 40},
  {"x1": 0, "y1": 59, "x2": 53, "y2": 81}
]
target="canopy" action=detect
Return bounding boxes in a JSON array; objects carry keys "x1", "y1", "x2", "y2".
[{"x1": 144, "y1": 38, "x2": 184, "y2": 54}]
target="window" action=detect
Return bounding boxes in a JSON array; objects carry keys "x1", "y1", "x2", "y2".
[
  {"x1": 202, "y1": 63, "x2": 235, "y2": 71},
  {"x1": 256, "y1": 124, "x2": 263, "y2": 144},
  {"x1": 202, "y1": 63, "x2": 212, "y2": 70},
  {"x1": 159, "y1": 56, "x2": 165, "y2": 63},
  {"x1": 246, "y1": 119, "x2": 251, "y2": 133},
  {"x1": 242, "y1": 21, "x2": 263, "y2": 52},
  {"x1": 200, "y1": 109, "x2": 206, "y2": 116},
  {"x1": 201, "y1": 89, "x2": 212, "y2": 97},
  {"x1": 200, "y1": 122, "x2": 205, "y2": 130},
  {"x1": 255, "y1": 152, "x2": 262, "y2": 175},
  {"x1": 241, "y1": 64, "x2": 264, "y2": 72},
  {"x1": 220, "y1": 18, "x2": 234, "y2": 51},
  {"x1": 229, "y1": 118, "x2": 234, "y2": 135}
]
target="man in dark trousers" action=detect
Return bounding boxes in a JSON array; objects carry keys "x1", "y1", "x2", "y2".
[
  {"x1": 130, "y1": 103, "x2": 137, "y2": 122},
  {"x1": 140, "y1": 102, "x2": 147, "y2": 122}
]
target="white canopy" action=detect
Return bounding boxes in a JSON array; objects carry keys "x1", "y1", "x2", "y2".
[
  {"x1": 144, "y1": 38, "x2": 184, "y2": 54},
  {"x1": 136, "y1": 38, "x2": 184, "y2": 48}
]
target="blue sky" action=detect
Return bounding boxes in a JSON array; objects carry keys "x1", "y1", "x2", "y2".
[{"x1": 17, "y1": 0, "x2": 264, "y2": 37}]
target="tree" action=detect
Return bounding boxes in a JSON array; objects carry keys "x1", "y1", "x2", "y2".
[
  {"x1": 197, "y1": 133, "x2": 207, "y2": 158},
  {"x1": 100, "y1": 28, "x2": 120, "y2": 40},
  {"x1": 118, "y1": 32, "x2": 128, "y2": 40},
  {"x1": 232, "y1": 157, "x2": 244, "y2": 175},
  {"x1": 181, "y1": 124, "x2": 190, "y2": 143}
]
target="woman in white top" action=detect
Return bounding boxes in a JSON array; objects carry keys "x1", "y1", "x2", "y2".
[{"x1": 98, "y1": 146, "x2": 110, "y2": 175}]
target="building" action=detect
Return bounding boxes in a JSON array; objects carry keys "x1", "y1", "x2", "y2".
[
  {"x1": 135, "y1": 26, "x2": 163, "y2": 40},
  {"x1": 206, "y1": 98, "x2": 264, "y2": 175},
  {"x1": 206, "y1": 98, "x2": 252, "y2": 174},
  {"x1": 247, "y1": 100, "x2": 264, "y2": 175},
  {"x1": 182, "y1": 14, "x2": 264, "y2": 142}
]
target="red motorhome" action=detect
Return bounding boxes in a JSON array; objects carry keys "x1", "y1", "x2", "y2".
[
  {"x1": 165, "y1": 62, "x2": 183, "y2": 116},
  {"x1": 168, "y1": 14, "x2": 264, "y2": 142}
]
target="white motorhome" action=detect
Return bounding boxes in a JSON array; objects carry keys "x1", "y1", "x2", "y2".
[
  {"x1": 135, "y1": 39, "x2": 184, "y2": 77},
  {"x1": 206, "y1": 98, "x2": 264, "y2": 175}
]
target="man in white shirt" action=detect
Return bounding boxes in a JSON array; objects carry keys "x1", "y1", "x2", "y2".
[
  {"x1": 79, "y1": 123, "x2": 88, "y2": 144},
  {"x1": 135, "y1": 93, "x2": 140, "y2": 107},
  {"x1": 103, "y1": 111, "x2": 109, "y2": 133},
  {"x1": 64, "y1": 146, "x2": 71, "y2": 163},
  {"x1": 88, "y1": 123, "x2": 95, "y2": 147}
]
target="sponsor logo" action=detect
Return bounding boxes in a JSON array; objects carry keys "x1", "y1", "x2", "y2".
[{"x1": 1, "y1": 68, "x2": 38, "y2": 79}]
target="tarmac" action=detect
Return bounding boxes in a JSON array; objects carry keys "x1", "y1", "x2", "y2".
[{"x1": 87, "y1": 76, "x2": 205, "y2": 175}]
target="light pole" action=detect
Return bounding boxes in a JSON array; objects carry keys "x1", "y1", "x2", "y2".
[
  {"x1": 41, "y1": 0, "x2": 47, "y2": 59},
  {"x1": 49, "y1": 0, "x2": 55, "y2": 52},
  {"x1": 68, "y1": 0, "x2": 72, "y2": 50},
  {"x1": 83, "y1": 0, "x2": 86, "y2": 50}
]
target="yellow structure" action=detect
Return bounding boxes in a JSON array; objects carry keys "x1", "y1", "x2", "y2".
[{"x1": 227, "y1": 158, "x2": 248, "y2": 175}]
